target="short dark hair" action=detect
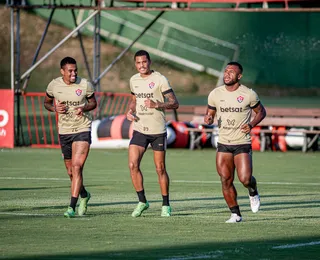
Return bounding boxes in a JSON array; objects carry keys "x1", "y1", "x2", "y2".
[
  {"x1": 134, "y1": 50, "x2": 151, "y2": 61},
  {"x1": 60, "y1": 57, "x2": 76, "y2": 69},
  {"x1": 227, "y1": 61, "x2": 243, "y2": 73}
]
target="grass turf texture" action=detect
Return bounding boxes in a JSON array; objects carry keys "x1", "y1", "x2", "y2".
[{"x1": 0, "y1": 148, "x2": 319, "y2": 259}]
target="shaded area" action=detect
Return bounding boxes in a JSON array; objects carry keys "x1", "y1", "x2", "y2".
[{"x1": 4, "y1": 236, "x2": 320, "y2": 260}]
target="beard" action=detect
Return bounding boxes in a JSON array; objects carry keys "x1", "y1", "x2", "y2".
[{"x1": 224, "y1": 78, "x2": 239, "y2": 86}]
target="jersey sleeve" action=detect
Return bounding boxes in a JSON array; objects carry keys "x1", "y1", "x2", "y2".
[
  {"x1": 249, "y1": 89, "x2": 260, "y2": 108},
  {"x1": 46, "y1": 81, "x2": 54, "y2": 98},
  {"x1": 86, "y1": 81, "x2": 95, "y2": 98},
  {"x1": 207, "y1": 90, "x2": 216, "y2": 110},
  {"x1": 160, "y1": 75, "x2": 173, "y2": 95},
  {"x1": 129, "y1": 78, "x2": 135, "y2": 95}
]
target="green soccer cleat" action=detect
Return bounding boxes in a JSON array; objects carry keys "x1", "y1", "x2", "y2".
[
  {"x1": 161, "y1": 205, "x2": 172, "y2": 217},
  {"x1": 78, "y1": 192, "x2": 91, "y2": 216},
  {"x1": 131, "y1": 201, "x2": 149, "y2": 217},
  {"x1": 64, "y1": 206, "x2": 75, "y2": 218}
]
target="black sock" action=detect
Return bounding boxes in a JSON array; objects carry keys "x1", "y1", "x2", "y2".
[
  {"x1": 70, "y1": 196, "x2": 78, "y2": 211},
  {"x1": 137, "y1": 190, "x2": 147, "y2": 203},
  {"x1": 248, "y1": 176, "x2": 258, "y2": 196},
  {"x1": 230, "y1": 205, "x2": 241, "y2": 217},
  {"x1": 80, "y1": 186, "x2": 88, "y2": 198},
  {"x1": 162, "y1": 195, "x2": 170, "y2": 206},
  {"x1": 249, "y1": 189, "x2": 258, "y2": 197}
]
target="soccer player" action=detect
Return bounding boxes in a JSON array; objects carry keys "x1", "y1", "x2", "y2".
[
  {"x1": 204, "y1": 62, "x2": 266, "y2": 223},
  {"x1": 126, "y1": 50, "x2": 179, "y2": 217},
  {"x1": 44, "y1": 57, "x2": 97, "y2": 218}
]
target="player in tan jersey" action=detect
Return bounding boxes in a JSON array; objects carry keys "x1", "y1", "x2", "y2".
[
  {"x1": 204, "y1": 62, "x2": 266, "y2": 223},
  {"x1": 44, "y1": 57, "x2": 97, "y2": 218},
  {"x1": 126, "y1": 50, "x2": 179, "y2": 217}
]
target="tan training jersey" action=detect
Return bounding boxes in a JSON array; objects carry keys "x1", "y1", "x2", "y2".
[
  {"x1": 208, "y1": 84, "x2": 260, "y2": 145},
  {"x1": 46, "y1": 77, "x2": 95, "y2": 135},
  {"x1": 130, "y1": 71, "x2": 173, "y2": 135}
]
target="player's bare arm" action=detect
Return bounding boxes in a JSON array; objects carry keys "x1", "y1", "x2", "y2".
[
  {"x1": 44, "y1": 95, "x2": 67, "y2": 114},
  {"x1": 241, "y1": 103, "x2": 267, "y2": 133},
  {"x1": 144, "y1": 91, "x2": 179, "y2": 110},
  {"x1": 127, "y1": 94, "x2": 138, "y2": 121},
  {"x1": 75, "y1": 96, "x2": 97, "y2": 116},
  {"x1": 204, "y1": 107, "x2": 216, "y2": 125}
]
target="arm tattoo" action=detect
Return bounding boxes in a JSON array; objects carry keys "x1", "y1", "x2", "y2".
[{"x1": 157, "y1": 92, "x2": 179, "y2": 109}]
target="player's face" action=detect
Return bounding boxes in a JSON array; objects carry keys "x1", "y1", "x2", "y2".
[
  {"x1": 60, "y1": 63, "x2": 78, "y2": 85},
  {"x1": 223, "y1": 65, "x2": 242, "y2": 86},
  {"x1": 135, "y1": 55, "x2": 151, "y2": 77}
]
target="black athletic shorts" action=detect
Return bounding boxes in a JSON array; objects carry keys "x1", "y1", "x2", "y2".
[
  {"x1": 59, "y1": 131, "x2": 91, "y2": 160},
  {"x1": 129, "y1": 130, "x2": 167, "y2": 151},
  {"x1": 217, "y1": 143, "x2": 252, "y2": 156}
]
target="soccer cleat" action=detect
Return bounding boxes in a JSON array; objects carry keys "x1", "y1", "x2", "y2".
[
  {"x1": 225, "y1": 213, "x2": 242, "y2": 223},
  {"x1": 64, "y1": 206, "x2": 75, "y2": 218},
  {"x1": 249, "y1": 194, "x2": 260, "y2": 213},
  {"x1": 161, "y1": 205, "x2": 172, "y2": 217},
  {"x1": 131, "y1": 201, "x2": 149, "y2": 217},
  {"x1": 78, "y1": 192, "x2": 91, "y2": 216}
]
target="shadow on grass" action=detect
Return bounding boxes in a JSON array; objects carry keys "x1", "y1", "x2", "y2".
[
  {"x1": 5, "y1": 236, "x2": 320, "y2": 260},
  {"x1": 3, "y1": 194, "x2": 319, "y2": 213}
]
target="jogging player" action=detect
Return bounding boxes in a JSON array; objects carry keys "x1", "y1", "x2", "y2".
[
  {"x1": 44, "y1": 57, "x2": 97, "y2": 218},
  {"x1": 127, "y1": 50, "x2": 179, "y2": 217},
  {"x1": 204, "y1": 61, "x2": 266, "y2": 223}
]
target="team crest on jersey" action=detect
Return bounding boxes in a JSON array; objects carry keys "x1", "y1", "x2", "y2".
[
  {"x1": 75, "y1": 89, "x2": 82, "y2": 96},
  {"x1": 148, "y1": 82, "x2": 155, "y2": 89},
  {"x1": 237, "y1": 96, "x2": 244, "y2": 103}
]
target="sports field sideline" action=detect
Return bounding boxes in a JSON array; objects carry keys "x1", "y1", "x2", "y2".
[{"x1": 0, "y1": 148, "x2": 319, "y2": 259}]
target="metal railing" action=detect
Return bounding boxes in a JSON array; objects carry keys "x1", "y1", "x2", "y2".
[{"x1": 77, "y1": 8, "x2": 239, "y2": 86}]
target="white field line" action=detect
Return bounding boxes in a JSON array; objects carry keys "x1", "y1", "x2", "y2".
[
  {"x1": 0, "y1": 177, "x2": 319, "y2": 186},
  {"x1": 0, "y1": 177, "x2": 69, "y2": 181},
  {"x1": 0, "y1": 212, "x2": 59, "y2": 216},
  {"x1": 172, "y1": 180, "x2": 320, "y2": 186},
  {"x1": 160, "y1": 251, "x2": 223, "y2": 260},
  {"x1": 0, "y1": 212, "x2": 91, "y2": 220},
  {"x1": 272, "y1": 241, "x2": 320, "y2": 249}
]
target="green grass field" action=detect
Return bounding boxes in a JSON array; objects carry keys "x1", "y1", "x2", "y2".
[{"x1": 1, "y1": 148, "x2": 320, "y2": 259}]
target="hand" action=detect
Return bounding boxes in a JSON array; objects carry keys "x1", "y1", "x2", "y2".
[
  {"x1": 144, "y1": 98, "x2": 158, "y2": 108},
  {"x1": 75, "y1": 107, "x2": 84, "y2": 116},
  {"x1": 55, "y1": 101, "x2": 67, "y2": 114},
  {"x1": 126, "y1": 109, "x2": 138, "y2": 122},
  {"x1": 204, "y1": 115, "x2": 213, "y2": 125},
  {"x1": 241, "y1": 123, "x2": 252, "y2": 134}
]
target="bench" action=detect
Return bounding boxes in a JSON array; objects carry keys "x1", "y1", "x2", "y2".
[{"x1": 167, "y1": 106, "x2": 320, "y2": 152}]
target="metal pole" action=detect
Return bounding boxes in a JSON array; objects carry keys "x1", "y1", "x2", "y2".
[
  {"x1": 94, "y1": 11, "x2": 165, "y2": 84},
  {"x1": 15, "y1": 9, "x2": 22, "y2": 146},
  {"x1": 92, "y1": 9, "x2": 101, "y2": 118},
  {"x1": 22, "y1": 8, "x2": 55, "y2": 91},
  {"x1": 71, "y1": 9, "x2": 93, "y2": 83},
  {"x1": 93, "y1": 11, "x2": 101, "y2": 91},
  {"x1": 10, "y1": 8, "x2": 14, "y2": 91},
  {"x1": 20, "y1": 10, "x2": 99, "y2": 81}
]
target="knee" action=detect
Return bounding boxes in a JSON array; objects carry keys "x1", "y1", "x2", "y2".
[
  {"x1": 65, "y1": 166, "x2": 72, "y2": 176},
  {"x1": 219, "y1": 174, "x2": 233, "y2": 187},
  {"x1": 128, "y1": 161, "x2": 139, "y2": 173},
  {"x1": 155, "y1": 165, "x2": 166, "y2": 176},
  {"x1": 238, "y1": 172, "x2": 251, "y2": 187},
  {"x1": 239, "y1": 176, "x2": 251, "y2": 187},
  {"x1": 67, "y1": 170, "x2": 72, "y2": 178},
  {"x1": 72, "y1": 164, "x2": 83, "y2": 176}
]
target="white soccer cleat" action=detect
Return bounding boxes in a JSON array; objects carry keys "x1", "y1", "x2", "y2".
[
  {"x1": 249, "y1": 194, "x2": 260, "y2": 213},
  {"x1": 225, "y1": 213, "x2": 242, "y2": 223}
]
